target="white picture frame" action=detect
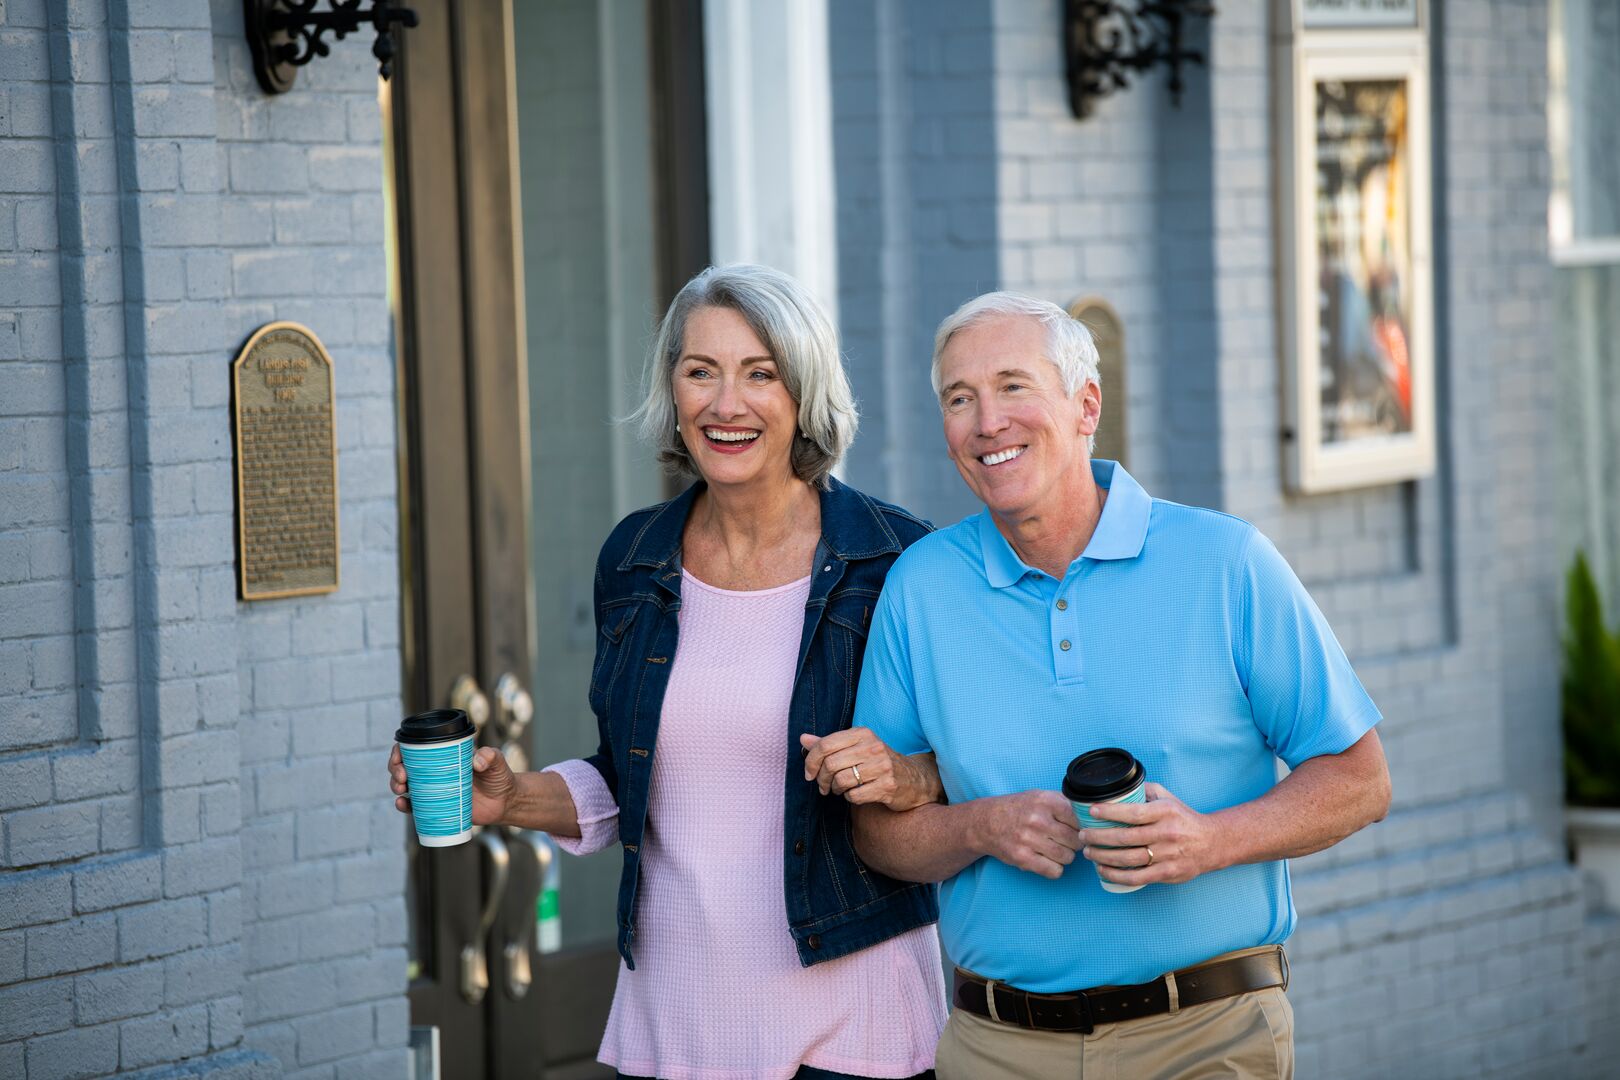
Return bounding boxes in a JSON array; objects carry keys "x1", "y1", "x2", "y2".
[{"x1": 1275, "y1": 28, "x2": 1436, "y2": 493}]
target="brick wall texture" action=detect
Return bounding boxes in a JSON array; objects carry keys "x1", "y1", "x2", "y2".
[
  {"x1": 4, "y1": 0, "x2": 1617, "y2": 1078},
  {"x1": 0, "y1": 0, "x2": 406, "y2": 1076}
]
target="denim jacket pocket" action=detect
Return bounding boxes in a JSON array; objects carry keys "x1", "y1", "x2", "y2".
[
  {"x1": 589, "y1": 600, "x2": 642, "y2": 716},
  {"x1": 823, "y1": 594, "x2": 875, "y2": 696}
]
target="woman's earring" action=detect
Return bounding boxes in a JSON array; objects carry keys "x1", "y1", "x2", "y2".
[{"x1": 675, "y1": 422, "x2": 681, "y2": 433}]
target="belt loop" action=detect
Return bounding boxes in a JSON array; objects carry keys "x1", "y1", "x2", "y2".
[
  {"x1": 1278, "y1": 945, "x2": 1290, "y2": 991},
  {"x1": 1164, "y1": 971, "x2": 1180, "y2": 1015},
  {"x1": 985, "y1": 980, "x2": 1001, "y2": 1024}
]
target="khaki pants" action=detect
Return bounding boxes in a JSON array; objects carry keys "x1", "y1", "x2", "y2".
[{"x1": 936, "y1": 979, "x2": 1293, "y2": 1080}]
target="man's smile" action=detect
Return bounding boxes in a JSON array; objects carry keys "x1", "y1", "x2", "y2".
[{"x1": 979, "y1": 446, "x2": 1025, "y2": 466}]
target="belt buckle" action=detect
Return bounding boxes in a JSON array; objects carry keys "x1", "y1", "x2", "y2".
[{"x1": 1071, "y1": 990, "x2": 1094, "y2": 1034}]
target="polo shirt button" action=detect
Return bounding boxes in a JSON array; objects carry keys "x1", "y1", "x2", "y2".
[
  {"x1": 1060, "y1": 639, "x2": 1072, "y2": 651},
  {"x1": 1056, "y1": 598, "x2": 1068, "y2": 611},
  {"x1": 807, "y1": 934, "x2": 822, "y2": 950},
  {"x1": 794, "y1": 839, "x2": 805, "y2": 856}
]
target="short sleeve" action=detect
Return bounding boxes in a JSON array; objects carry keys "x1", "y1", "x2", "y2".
[
  {"x1": 1236, "y1": 531, "x2": 1382, "y2": 768},
  {"x1": 542, "y1": 759, "x2": 620, "y2": 855},
  {"x1": 853, "y1": 579, "x2": 930, "y2": 756}
]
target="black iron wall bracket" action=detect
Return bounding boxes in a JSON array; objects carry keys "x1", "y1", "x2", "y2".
[
  {"x1": 245, "y1": 0, "x2": 419, "y2": 95},
  {"x1": 1064, "y1": 0, "x2": 1216, "y2": 119}
]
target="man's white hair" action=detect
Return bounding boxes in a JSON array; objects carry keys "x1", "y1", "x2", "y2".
[{"x1": 931, "y1": 291, "x2": 1102, "y2": 452}]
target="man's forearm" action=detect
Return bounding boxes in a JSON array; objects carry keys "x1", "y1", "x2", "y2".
[
  {"x1": 1212, "y1": 729, "x2": 1390, "y2": 867},
  {"x1": 853, "y1": 800, "x2": 984, "y2": 882}
]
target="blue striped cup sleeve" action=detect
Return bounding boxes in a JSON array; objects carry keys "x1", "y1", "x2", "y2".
[
  {"x1": 1071, "y1": 782, "x2": 1146, "y2": 829},
  {"x1": 399, "y1": 736, "x2": 474, "y2": 838}
]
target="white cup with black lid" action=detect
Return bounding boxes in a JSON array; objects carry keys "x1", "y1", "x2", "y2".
[
  {"x1": 1062, "y1": 747, "x2": 1148, "y2": 894},
  {"x1": 395, "y1": 709, "x2": 477, "y2": 847}
]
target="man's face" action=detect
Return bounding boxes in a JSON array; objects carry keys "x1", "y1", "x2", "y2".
[{"x1": 937, "y1": 314, "x2": 1100, "y2": 523}]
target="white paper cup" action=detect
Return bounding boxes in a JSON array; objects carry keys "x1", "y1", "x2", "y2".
[
  {"x1": 396, "y1": 709, "x2": 477, "y2": 847},
  {"x1": 1063, "y1": 747, "x2": 1149, "y2": 895}
]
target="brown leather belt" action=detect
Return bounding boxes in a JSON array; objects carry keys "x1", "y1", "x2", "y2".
[{"x1": 952, "y1": 945, "x2": 1288, "y2": 1034}]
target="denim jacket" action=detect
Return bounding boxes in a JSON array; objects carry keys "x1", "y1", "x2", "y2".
[{"x1": 583, "y1": 476, "x2": 938, "y2": 968}]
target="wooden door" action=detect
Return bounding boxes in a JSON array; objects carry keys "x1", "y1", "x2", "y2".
[{"x1": 390, "y1": 1, "x2": 708, "y2": 1076}]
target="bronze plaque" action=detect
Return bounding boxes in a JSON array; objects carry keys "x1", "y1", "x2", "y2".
[{"x1": 232, "y1": 321, "x2": 340, "y2": 600}]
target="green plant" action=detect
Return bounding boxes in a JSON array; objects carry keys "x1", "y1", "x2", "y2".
[{"x1": 1563, "y1": 552, "x2": 1620, "y2": 807}]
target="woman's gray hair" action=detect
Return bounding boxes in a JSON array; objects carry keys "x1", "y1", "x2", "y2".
[
  {"x1": 633, "y1": 264, "x2": 857, "y2": 489},
  {"x1": 931, "y1": 291, "x2": 1102, "y2": 451}
]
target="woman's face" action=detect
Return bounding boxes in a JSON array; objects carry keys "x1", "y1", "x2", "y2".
[{"x1": 672, "y1": 305, "x2": 800, "y2": 492}]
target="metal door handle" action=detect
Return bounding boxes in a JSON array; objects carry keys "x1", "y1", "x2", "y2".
[
  {"x1": 503, "y1": 829, "x2": 560, "y2": 999},
  {"x1": 493, "y1": 672, "x2": 534, "y2": 739},
  {"x1": 460, "y1": 827, "x2": 510, "y2": 1004},
  {"x1": 449, "y1": 673, "x2": 492, "y2": 733}
]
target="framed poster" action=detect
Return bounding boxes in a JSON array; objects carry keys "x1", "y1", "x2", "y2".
[{"x1": 1275, "y1": 17, "x2": 1435, "y2": 492}]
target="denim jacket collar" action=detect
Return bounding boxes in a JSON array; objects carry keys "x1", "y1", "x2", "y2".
[{"x1": 616, "y1": 475, "x2": 906, "y2": 573}]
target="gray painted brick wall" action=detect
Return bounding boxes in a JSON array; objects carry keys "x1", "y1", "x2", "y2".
[
  {"x1": 832, "y1": 0, "x2": 1001, "y2": 523},
  {"x1": 1, "y1": 0, "x2": 404, "y2": 1076},
  {"x1": 208, "y1": 0, "x2": 407, "y2": 1074}
]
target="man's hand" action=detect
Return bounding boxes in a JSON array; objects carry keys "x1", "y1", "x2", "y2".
[
  {"x1": 800, "y1": 730, "x2": 942, "y2": 811},
  {"x1": 970, "y1": 790, "x2": 1082, "y2": 880},
  {"x1": 1080, "y1": 783, "x2": 1228, "y2": 888},
  {"x1": 389, "y1": 744, "x2": 516, "y2": 828}
]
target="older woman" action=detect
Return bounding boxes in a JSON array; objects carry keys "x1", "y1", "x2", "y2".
[{"x1": 389, "y1": 265, "x2": 946, "y2": 1079}]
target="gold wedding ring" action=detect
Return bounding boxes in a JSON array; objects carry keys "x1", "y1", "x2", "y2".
[
  {"x1": 1145, "y1": 846, "x2": 1155, "y2": 867},
  {"x1": 852, "y1": 764, "x2": 863, "y2": 785}
]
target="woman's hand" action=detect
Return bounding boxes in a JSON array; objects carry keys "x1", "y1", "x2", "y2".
[
  {"x1": 800, "y1": 729, "x2": 944, "y2": 812},
  {"x1": 388, "y1": 744, "x2": 518, "y2": 828}
]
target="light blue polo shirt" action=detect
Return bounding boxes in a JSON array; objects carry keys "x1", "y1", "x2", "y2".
[{"x1": 854, "y1": 461, "x2": 1381, "y2": 991}]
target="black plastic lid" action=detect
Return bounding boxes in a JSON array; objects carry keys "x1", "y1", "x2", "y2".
[
  {"x1": 396, "y1": 708, "x2": 474, "y2": 745},
  {"x1": 1061, "y1": 747, "x2": 1144, "y2": 802}
]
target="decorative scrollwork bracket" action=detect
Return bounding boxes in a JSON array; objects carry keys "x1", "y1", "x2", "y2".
[
  {"x1": 245, "y1": 0, "x2": 420, "y2": 95},
  {"x1": 1064, "y1": 0, "x2": 1216, "y2": 120}
]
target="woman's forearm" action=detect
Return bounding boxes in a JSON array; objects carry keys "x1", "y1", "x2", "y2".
[
  {"x1": 888, "y1": 751, "x2": 946, "y2": 812},
  {"x1": 499, "y1": 769, "x2": 584, "y2": 837}
]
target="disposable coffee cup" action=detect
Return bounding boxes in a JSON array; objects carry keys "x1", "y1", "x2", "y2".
[
  {"x1": 1062, "y1": 747, "x2": 1148, "y2": 894},
  {"x1": 395, "y1": 709, "x2": 477, "y2": 848}
]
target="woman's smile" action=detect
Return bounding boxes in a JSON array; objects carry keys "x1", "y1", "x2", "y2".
[{"x1": 701, "y1": 425, "x2": 763, "y2": 453}]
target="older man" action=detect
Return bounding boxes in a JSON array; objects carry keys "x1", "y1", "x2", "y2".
[{"x1": 842, "y1": 292, "x2": 1391, "y2": 1079}]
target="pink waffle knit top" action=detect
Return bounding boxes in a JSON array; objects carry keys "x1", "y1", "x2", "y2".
[{"x1": 544, "y1": 568, "x2": 945, "y2": 1080}]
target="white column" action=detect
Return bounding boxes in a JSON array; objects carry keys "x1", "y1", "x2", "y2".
[{"x1": 703, "y1": 0, "x2": 839, "y2": 325}]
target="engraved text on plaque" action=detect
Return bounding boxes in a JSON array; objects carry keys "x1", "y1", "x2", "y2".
[{"x1": 232, "y1": 322, "x2": 340, "y2": 600}]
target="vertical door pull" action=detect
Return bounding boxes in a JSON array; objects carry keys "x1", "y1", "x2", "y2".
[
  {"x1": 504, "y1": 829, "x2": 560, "y2": 999},
  {"x1": 460, "y1": 828, "x2": 510, "y2": 1004}
]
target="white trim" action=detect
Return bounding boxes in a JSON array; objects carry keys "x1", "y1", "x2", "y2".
[
  {"x1": 1551, "y1": 238, "x2": 1620, "y2": 268},
  {"x1": 702, "y1": 0, "x2": 839, "y2": 326}
]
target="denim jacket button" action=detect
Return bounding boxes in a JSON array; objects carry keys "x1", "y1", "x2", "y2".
[
  {"x1": 794, "y1": 838, "x2": 805, "y2": 856},
  {"x1": 807, "y1": 934, "x2": 822, "y2": 950}
]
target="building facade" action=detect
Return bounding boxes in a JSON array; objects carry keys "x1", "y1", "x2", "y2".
[{"x1": 1, "y1": 0, "x2": 1616, "y2": 1078}]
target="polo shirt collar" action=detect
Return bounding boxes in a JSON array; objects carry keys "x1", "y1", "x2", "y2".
[
  {"x1": 978, "y1": 459, "x2": 1152, "y2": 588},
  {"x1": 1083, "y1": 460, "x2": 1151, "y2": 560}
]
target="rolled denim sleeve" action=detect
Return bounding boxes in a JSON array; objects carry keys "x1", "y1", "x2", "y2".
[{"x1": 541, "y1": 759, "x2": 620, "y2": 855}]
